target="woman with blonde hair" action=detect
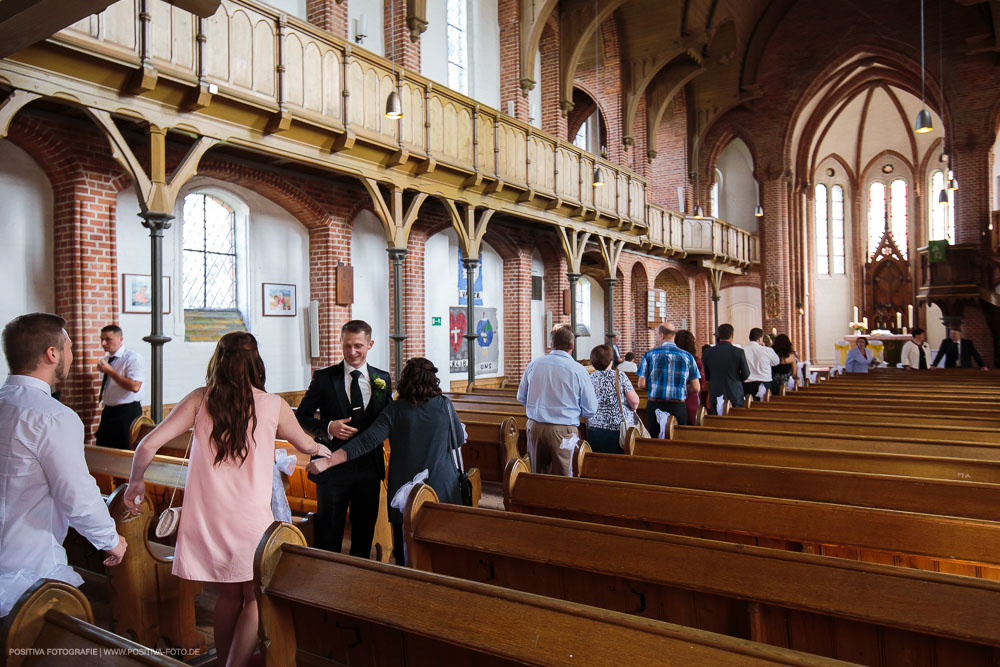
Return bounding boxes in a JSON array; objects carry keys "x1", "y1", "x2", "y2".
[{"x1": 124, "y1": 332, "x2": 330, "y2": 666}]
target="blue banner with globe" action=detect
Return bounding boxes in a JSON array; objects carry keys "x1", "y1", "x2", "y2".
[{"x1": 449, "y1": 306, "x2": 499, "y2": 375}]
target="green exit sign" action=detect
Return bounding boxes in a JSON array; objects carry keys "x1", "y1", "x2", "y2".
[{"x1": 431, "y1": 316, "x2": 442, "y2": 326}]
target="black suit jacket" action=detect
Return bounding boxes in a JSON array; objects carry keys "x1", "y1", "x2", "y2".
[
  {"x1": 702, "y1": 341, "x2": 750, "y2": 408},
  {"x1": 932, "y1": 338, "x2": 986, "y2": 369},
  {"x1": 296, "y1": 362, "x2": 392, "y2": 485}
]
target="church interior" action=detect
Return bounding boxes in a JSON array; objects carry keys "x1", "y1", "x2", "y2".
[{"x1": 3, "y1": 0, "x2": 1000, "y2": 664}]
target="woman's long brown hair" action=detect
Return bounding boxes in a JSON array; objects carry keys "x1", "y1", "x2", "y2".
[{"x1": 204, "y1": 331, "x2": 266, "y2": 466}]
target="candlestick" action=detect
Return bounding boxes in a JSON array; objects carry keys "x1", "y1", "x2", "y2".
[
  {"x1": 853, "y1": 306, "x2": 859, "y2": 323},
  {"x1": 907, "y1": 305, "x2": 914, "y2": 328},
  {"x1": 896, "y1": 312, "x2": 902, "y2": 329}
]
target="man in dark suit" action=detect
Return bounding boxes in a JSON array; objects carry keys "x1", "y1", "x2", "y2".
[
  {"x1": 296, "y1": 320, "x2": 392, "y2": 557},
  {"x1": 932, "y1": 327, "x2": 989, "y2": 370},
  {"x1": 702, "y1": 323, "x2": 751, "y2": 412}
]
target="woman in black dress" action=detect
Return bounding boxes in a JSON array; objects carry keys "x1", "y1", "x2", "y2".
[{"x1": 323, "y1": 357, "x2": 462, "y2": 565}]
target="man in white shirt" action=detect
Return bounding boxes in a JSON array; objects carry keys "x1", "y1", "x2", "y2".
[
  {"x1": 0, "y1": 313, "x2": 127, "y2": 616},
  {"x1": 742, "y1": 328, "x2": 780, "y2": 398},
  {"x1": 95, "y1": 325, "x2": 145, "y2": 449},
  {"x1": 618, "y1": 352, "x2": 638, "y2": 374},
  {"x1": 901, "y1": 328, "x2": 931, "y2": 370}
]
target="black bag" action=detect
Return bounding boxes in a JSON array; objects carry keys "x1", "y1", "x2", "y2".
[{"x1": 445, "y1": 399, "x2": 473, "y2": 506}]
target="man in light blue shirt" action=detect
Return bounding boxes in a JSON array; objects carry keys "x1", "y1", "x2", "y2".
[{"x1": 517, "y1": 325, "x2": 597, "y2": 476}]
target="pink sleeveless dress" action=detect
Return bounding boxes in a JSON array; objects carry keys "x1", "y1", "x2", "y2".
[{"x1": 173, "y1": 390, "x2": 280, "y2": 583}]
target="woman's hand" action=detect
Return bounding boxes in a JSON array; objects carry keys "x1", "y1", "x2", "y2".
[
  {"x1": 314, "y1": 444, "x2": 333, "y2": 458},
  {"x1": 123, "y1": 481, "x2": 145, "y2": 515},
  {"x1": 307, "y1": 448, "x2": 348, "y2": 475}
]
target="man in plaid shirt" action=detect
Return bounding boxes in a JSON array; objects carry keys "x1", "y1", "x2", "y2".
[{"x1": 637, "y1": 322, "x2": 700, "y2": 430}]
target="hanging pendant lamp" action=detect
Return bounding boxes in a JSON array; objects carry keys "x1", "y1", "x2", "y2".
[
  {"x1": 914, "y1": 0, "x2": 933, "y2": 133},
  {"x1": 593, "y1": 166, "x2": 605, "y2": 187},
  {"x1": 754, "y1": 205, "x2": 764, "y2": 217},
  {"x1": 694, "y1": 205, "x2": 704, "y2": 219},
  {"x1": 385, "y1": 0, "x2": 403, "y2": 119},
  {"x1": 938, "y1": 189, "x2": 949, "y2": 204}
]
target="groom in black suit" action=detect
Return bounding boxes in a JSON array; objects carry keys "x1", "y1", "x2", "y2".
[{"x1": 297, "y1": 320, "x2": 392, "y2": 557}]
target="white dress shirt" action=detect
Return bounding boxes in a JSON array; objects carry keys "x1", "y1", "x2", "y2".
[
  {"x1": 0, "y1": 375, "x2": 118, "y2": 615},
  {"x1": 744, "y1": 341, "x2": 780, "y2": 382},
  {"x1": 343, "y1": 361, "x2": 372, "y2": 409},
  {"x1": 102, "y1": 345, "x2": 145, "y2": 406}
]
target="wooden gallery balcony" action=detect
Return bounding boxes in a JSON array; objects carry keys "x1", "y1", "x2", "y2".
[{"x1": 0, "y1": 0, "x2": 757, "y2": 269}]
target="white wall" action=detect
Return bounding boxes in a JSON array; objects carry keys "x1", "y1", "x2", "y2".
[
  {"x1": 528, "y1": 49, "x2": 542, "y2": 128},
  {"x1": 0, "y1": 140, "x2": 54, "y2": 382},
  {"x1": 924, "y1": 303, "x2": 947, "y2": 364},
  {"x1": 992, "y1": 130, "x2": 1000, "y2": 211},
  {"x1": 812, "y1": 275, "x2": 851, "y2": 364},
  {"x1": 575, "y1": 276, "x2": 605, "y2": 360},
  {"x1": 530, "y1": 250, "x2": 545, "y2": 360},
  {"x1": 115, "y1": 179, "x2": 312, "y2": 403},
  {"x1": 716, "y1": 139, "x2": 758, "y2": 233},
  {"x1": 420, "y1": 1, "x2": 448, "y2": 87},
  {"x1": 424, "y1": 229, "x2": 505, "y2": 385},
  {"x1": 718, "y1": 286, "x2": 761, "y2": 350},
  {"x1": 262, "y1": 0, "x2": 306, "y2": 20},
  {"x1": 349, "y1": 0, "x2": 385, "y2": 57},
  {"x1": 350, "y1": 210, "x2": 390, "y2": 371}
]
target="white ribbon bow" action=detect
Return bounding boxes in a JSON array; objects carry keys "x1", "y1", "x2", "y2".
[
  {"x1": 655, "y1": 409, "x2": 671, "y2": 439},
  {"x1": 716, "y1": 396, "x2": 725, "y2": 415},
  {"x1": 271, "y1": 449, "x2": 297, "y2": 523},
  {"x1": 756, "y1": 384, "x2": 768, "y2": 400}
]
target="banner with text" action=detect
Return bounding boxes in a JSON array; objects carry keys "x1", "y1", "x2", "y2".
[{"x1": 449, "y1": 306, "x2": 499, "y2": 375}]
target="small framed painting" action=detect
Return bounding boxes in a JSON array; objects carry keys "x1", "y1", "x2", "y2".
[
  {"x1": 262, "y1": 283, "x2": 296, "y2": 317},
  {"x1": 122, "y1": 274, "x2": 170, "y2": 314}
]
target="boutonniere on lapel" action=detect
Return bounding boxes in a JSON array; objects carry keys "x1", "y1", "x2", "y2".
[{"x1": 372, "y1": 376, "x2": 387, "y2": 399}]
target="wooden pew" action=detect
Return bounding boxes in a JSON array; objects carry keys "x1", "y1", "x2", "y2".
[
  {"x1": 502, "y1": 457, "x2": 1000, "y2": 577},
  {"x1": 2, "y1": 579, "x2": 184, "y2": 666},
  {"x1": 731, "y1": 405, "x2": 1000, "y2": 428},
  {"x1": 407, "y1": 484, "x2": 1000, "y2": 663},
  {"x1": 80, "y1": 447, "x2": 201, "y2": 652},
  {"x1": 252, "y1": 523, "x2": 845, "y2": 667},
  {"x1": 667, "y1": 424, "x2": 1000, "y2": 461},
  {"x1": 627, "y1": 433, "x2": 1000, "y2": 484},
  {"x1": 459, "y1": 416, "x2": 519, "y2": 483},
  {"x1": 701, "y1": 414, "x2": 1000, "y2": 444},
  {"x1": 573, "y1": 444, "x2": 1000, "y2": 522}
]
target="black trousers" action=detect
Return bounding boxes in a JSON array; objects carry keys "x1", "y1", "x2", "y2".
[
  {"x1": 391, "y1": 521, "x2": 406, "y2": 566},
  {"x1": 314, "y1": 477, "x2": 380, "y2": 558},
  {"x1": 742, "y1": 381, "x2": 763, "y2": 399},
  {"x1": 586, "y1": 426, "x2": 622, "y2": 454},
  {"x1": 95, "y1": 401, "x2": 142, "y2": 449},
  {"x1": 646, "y1": 399, "x2": 687, "y2": 433}
]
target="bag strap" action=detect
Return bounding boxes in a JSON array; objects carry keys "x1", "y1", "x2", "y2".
[
  {"x1": 614, "y1": 369, "x2": 626, "y2": 422},
  {"x1": 165, "y1": 392, "x2": 204, "y2": 511},
  {"x1": 443, "y1": 398, "x2": 464, "y2": 476}
]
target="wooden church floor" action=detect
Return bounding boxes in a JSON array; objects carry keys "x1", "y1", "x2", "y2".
[{"x1": 78, "y1": 482, "x2": 506, "y2": 663}]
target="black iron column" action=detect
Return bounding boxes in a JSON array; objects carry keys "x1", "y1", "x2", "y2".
[
  {"x1": 567, "y1": 272, "x2": 580, "y2": 358},
  {"x1": 604, "y1": 277, "x2": 617, "y2": 345},
  {"x1": 462, "y1": 257, "x2": 479, "y2": 387},
  {"x1": 140, "y1": 211, "x2": 173, "y2": 423},
  {"x1": 387, "y1": 248, "x2": 408, "y2": 383}
]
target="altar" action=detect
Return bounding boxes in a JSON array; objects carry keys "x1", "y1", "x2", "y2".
[{"x1": 835, "y1": 334, "x2": 911, "y2": 366}]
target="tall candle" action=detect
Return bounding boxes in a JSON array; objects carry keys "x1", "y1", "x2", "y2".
[
  {"x1": 853, "y1": 306, "x2": 859, "y2": 323},
  {"x1": 862, "y1": 317, "x2": 868, "y2": 329},
  {"x1": 896, "y1": 312, "x2": 902, "y2": 329},
  {"x1": 907, "y1": 305, "x2": 914, "y2": 328}
]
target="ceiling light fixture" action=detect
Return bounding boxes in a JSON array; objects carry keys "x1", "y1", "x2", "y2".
[
  {"x1": 938, "y1": 188, "x2": 949, "y2": 204},
  {"x1": 915, "y1": 0, "x2": 933, "y2": 133},
  {"x1": 591, "y1": 0, "x2": 604, "y2": 188},
  {"x1": 385, "y1": 0, "x2": 403, "y2": 119}
]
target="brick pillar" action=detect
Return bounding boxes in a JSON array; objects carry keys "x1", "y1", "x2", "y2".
[
  {"x1": 538, "y1": 22, "x2": 567, "y2": 140},
  {"x1": 760, "y1": 176, "x2": 793, "y2": 335},
  {"x1": 953, "y1": 144, "x2": 990, "y2": 246},
  {"x1": 499, "y1": 0, "x2": 529, "y2": 123},
  {"x1": 503, "y1": 247, "x2": 533, "y2": 382},
  {"x1": 308, "y1": 221, "x2": 353, "y2": 370},
  {"x1": 385, "y1": 0, "x2": 419, "y2": 71},
  {"x1": 401, "y1": 227, "x2": 427, "y2": 362},
  {"x1": 306, "y1": 0, "x2": 348, "y2": 39}
]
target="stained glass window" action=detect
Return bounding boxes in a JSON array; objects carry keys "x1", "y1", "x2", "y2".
[
  {"x1": 867, "y1": 182, "x2": 886, "y2": 258},
  {"x1": 446, "y1": 0, "x2": 468, "y2": 95},
  {"x1": 890, "y1": 178, "x2": 908, "y2": 258},
  {"x1": 183, "y1": 193, "x2": 237, "y2": 310},
  {"x1": 831, "y1": 185, "x2": 845, "y2": 274},
  {"x1": 815, "y1": 184, "x2": 829, "y2": 275}
]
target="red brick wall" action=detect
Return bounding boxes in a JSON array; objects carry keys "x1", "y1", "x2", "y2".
[
  {"x1": 498, "y1": 0, "x2": 530, "y2": 123},
  {"x1": 306, "y1": 0, "x2": 348, "y2": 38}
]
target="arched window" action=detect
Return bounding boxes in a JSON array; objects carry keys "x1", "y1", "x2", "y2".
[
  {"x1": 831, "y1": 185, "x2": 846, "y2": 274},
  {"x1": 867, "y1": 178, "x2": 908, "y2": 259},
  {"x1": 929, "y1": 170, "x2": 955, "y2": 243},
  {"x1": 889, "y1": 178, "x2": 908, "y2": 257},
  {"x1": 815, "y1": 184, "x2": 829, "y2": 275},
  {"x1": 710, "y1": 169, "x2": 722, "y2": 218},
  {"x1": 183, "y1": 193, "x2": 237, "y2": 310},
  {"x1": 575, "y1": 277, "x2": 592, "y2": 335},
  {"x1": 867, "y1": 182, "x2": 886, "y2": 258},
  {"x1": 446, "y1": 0, "x2": 468, "y2": 95}
]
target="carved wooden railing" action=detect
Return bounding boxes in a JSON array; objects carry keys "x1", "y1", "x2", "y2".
[{"x1": 49, "y1": 0, "x2": 756, "y2": 266}]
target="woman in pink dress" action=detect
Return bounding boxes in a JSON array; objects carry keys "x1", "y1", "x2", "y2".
[{"x1": 124, "y1": 332, "x2": 330, "y2": 666}]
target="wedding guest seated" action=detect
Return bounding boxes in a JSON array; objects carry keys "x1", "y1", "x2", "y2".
[
  {"x1": 125, "y1": 332, "x2": 331, "y2": 667},
  {"x1": 585, "y1": 345, "x2": 639, "y2": 454},
  {"x1": 318, "y1": 357, "x2": 464, "y2": 565},
  {"x1": 618, "y1": 352, "x2": 638, "y2": 374},
  {"x1": 771, "y1": 334, "x2": 799, "y2": 391},
  {"x1": 844, "y1": 336, "x2": 875, "y2": 373}
]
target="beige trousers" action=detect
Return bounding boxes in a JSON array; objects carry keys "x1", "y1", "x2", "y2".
[{"x1": 526, "y1": 419, "x2": 578, "y2": 476}]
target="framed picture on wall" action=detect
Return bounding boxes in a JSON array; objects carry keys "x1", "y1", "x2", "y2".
[
  {"x1": 122, "y1": 274, "x2": 170, "y2": 314},
  {"x1": 262, "y1": 283, "x2": 296, "y2": 317}
]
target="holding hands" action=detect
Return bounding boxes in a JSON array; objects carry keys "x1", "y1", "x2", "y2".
[{"x1": 306, "y1": 448, "x2": 348, "y2": 475}]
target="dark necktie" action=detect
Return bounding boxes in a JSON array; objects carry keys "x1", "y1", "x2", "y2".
[
  {"x1": 349, "y1": 369, "x2": 364, "y2": 418},
  {"x1": 99, "y1": 356, "x2": 116, "y2": 402},
  {"x1": 918, "y1": 345, "x2": 928, "y2": 370}
]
